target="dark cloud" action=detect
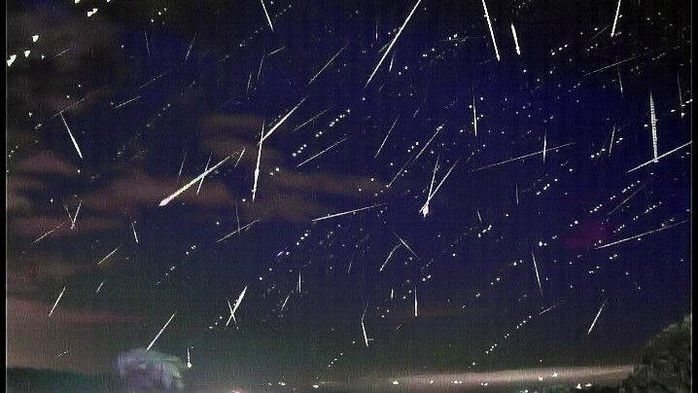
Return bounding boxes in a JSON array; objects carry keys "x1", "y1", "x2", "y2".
[
  {"x1": 5, "y1": 0, "x2": 691, "y2": 387},
  {"x1": 7, "y1": 296, "x2": 141, "y2": 373},
  {"x1": 14, "y1": 150, "x2": 79, "y2": 177},
  {"x1": 9, "y1": 216, "x2": 120, "y2": 239}
]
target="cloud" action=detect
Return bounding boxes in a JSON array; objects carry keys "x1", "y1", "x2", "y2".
[
  {"x1": 7, "y1": 252, "x2": 92, "y2": 295},
  {"x1": 7, "y1": 174, "x2": 45, "y2": 213},
  {"x1": 274, "y1": 171, "x2": 381, "y2": 197},
  {"x1": 83, "y1": 169, "x2": 235, "y2": 213},
  {"x1": 10, "y1": 297, "x2": 139, "y2": 326},
  {"x1": 7, "y1": 5, "x2": 123, "y2": 122},
  {"x1": 7, "y1": 296, "x2": 141, "y2": 373},
  {"x1": 14, "y1": 150, "x2": 79, "y2": 177},
  {"x1": 199, "y1": 113, "x2": 385, "y2": 222},
  {"x1": 242, "y1": 191, "x2": 329, "y2": 222},
  {"x1": 202, "y1": 134, "x2": 285, "y2": 168},
  {"x1": 9, "y1": 215, "x2": 121, "y2": 240},
  {"x1": 202, "y1": 113, "x2": 263, "y2": 135}
]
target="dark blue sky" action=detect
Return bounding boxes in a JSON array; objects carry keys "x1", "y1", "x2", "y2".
[{"x1": 6, "y1": 0, "x2": 692, "y2": 391}]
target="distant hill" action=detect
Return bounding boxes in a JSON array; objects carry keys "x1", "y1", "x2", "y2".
[
  {"x1": 6, "y1": 368, "x2": 120, "y2": 393},
  {"x1": 6, "y1": 316, "x2": 691, "y2": 393},
  {"x1": 622, "y1": 314, "x2": 691, "y2": 393}
]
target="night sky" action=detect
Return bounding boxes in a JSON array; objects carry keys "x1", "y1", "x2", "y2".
[{"x1": 6, "y1": 0, "x2": 692, "y2": 391}]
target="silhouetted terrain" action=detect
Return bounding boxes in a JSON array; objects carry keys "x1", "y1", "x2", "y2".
[
  {"x1": 6, "y1": 316, "x2": 691, "y2": 393},
  {"x1": 621, "y1": 315, "x2": 691, "y2": 393},
  {"x1": 7, "y1": 368, "x2": 121, "y2": 393}
]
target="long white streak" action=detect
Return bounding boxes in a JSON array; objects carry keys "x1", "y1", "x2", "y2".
[
  {"x1": 49, "y1": 97, "x2": 88, "y2": 119},
  {"x1": 584, "y1": 53, "x2": 645, "y2": 77},
  {"x1": 95, "y1": 281, "x2": 105, "y2": 294},
  {"x1": 481, "y1": 0, "x2": 500, "y2": 61},
  {"x1": 427, "y1": 158, "x2": 439, "y2": 198},
  {"x1": 361, "y1": 307, "x2": 370, "y2": 347},
  {"x1": 234, "y1": 148, "x2": 246, "y2": 167},
  {"x1": 394, "y1": 232, "x2": 419, "y2": 259},
  {"x1": 114, "y1": 96, "x2": 141, "y2": 109},
  {"x1": 587, "y1": 300, "x2": 607, "y2": 335},
  {"x1": 294, "y1": 108, "x2": 330, "y2": 132},
  {"x1": 649, "y1": 92, "x2": 658, "y2": 162},
  {"x1": 617, "y1": 68, "x2": 624, "y2": 96},
  {"x1": 607, "y1": 184, "x2": 645, "y2": 216},
  {"x1": 610, "y1": 0, "x2": 621, "y2": 37},
  {"x1": 261, "y1": 98, "x2": 306, "y2": 142},
  {"x1": 587, "y1": 26, "x2": 610, "y2": 46},
  {"x1": 177, "y1": 150, "x2": 188, "y2": 181},
  {"x1": 419, "y1": 160, "x2": 458, "y2": 217},
  {"x1": 582, "y1": 25, "x2": 613, "y2": 44},
  {"x1": 470, "y1": 142, "x2": 576, "y2": 172},
  {"x1": 389, "y1": 51, "x2": 396, "y2": 72},
  {"x1": 48, "y1": 286, "x2": 66, "y2": 317},
  {"x1": 184, "y1": 35, "x2": 196, "y2": 61},
  {"x1": 531, "y1": 251, "x2": 544, "y2": 299},
  {"x1": 71, "y1": 199, "x2": 84, "y2": 228},
  {"x1": 159, "y1": 156, "x2": 230, "y2": 206},
  {"x1": 267, "y1": 46, "x2": 285, "y2": 56},
  {"x1": 259, "y1": 0, "x2": 274, "y2": 32},
  {"x1": 144, "y1": 31, "x2": 150, "y2": 58},
  {"x1": 59, "y1": 112, "x2": 83, "y2": 159},
  {"x1": 542, "y1": 131, "x2": 547, "y2": 163},
  {"x1": 387, "y1": 155, "x2": 414, "y2": 188},
  {"x1": 375, "y1": 116, "x2": 399, "y2": 157},
  {"x1": 226, "y1": 299, "x2": 235, "y2": 326},
  {"x1": 54, "y1": 48, "x2": 70, "y2": 58},
  {"x1": 309, "y1": 44, "x2": 347, "y2": 84},
  {"x1": 414, "y1": 286, "x2": 418, "y2": 317},
  {"x1": 246, "y1": 72, "x2": 253, "y2": 95},
  {"x1": 97, "y1": 247, "x2": 120, "y2": 266},
  {"x1": 511, "y1": 23, "x2": 521, "y2": 55},
  {"x1": 281, "y1": 293, "x2": 291, "y2": 311},
  {"x1": 515, "y1": 183, "x2": 519, "y2": 205},
  {"x1": 365, "y1": 0, "x2": 424, "y2": 87},
  {"x1": 538, "y1": 300, "x2": 563, "y2": 315},
  {"x1": 677, "y1": 74, "x2": 683, "y2": 106},
  {"x1": 608, "y1": 125, "x2": 616, "y2": 156},
  {"x1": 196, "y1": 154, "x2": 212, "y2": 195},
  {"x1": 138, "y1": 71, "x2": 169, "y2": 89},
  {"x1": 146, "y1": 312, "x2": 176, "y2": 351},
  {"x1": 627, "y1": 141, "x2": 691, "y2": 173},
  {"x1": 63, "y1": 205, "x2": 74, "y2": 224},
  {"x1": 312, "y1": 203, "x2": 386, "y2": 222},
  {"x1": 379, "y1": 244, "x2": 402, "y2": 272},
  {"x1": 420, "y1": 158, "x2": 440, "y2": 217},
  {"x1": 252, "y1": 122, "x2": 265, "y2": 201},
  {"x1": 256, "y1": 55, "x2": 265, "y2": 83},
  {"x1": 297, "y1": 269, "x2": 302, "y2": 293},
  {"x1": 472, "y1": 96, "x2": 478, "y2": 136},
  {"x1": 131, "y1": 221, "x2": 139, "y2": 243},
  {"x1": 235, "y1": 204, "x2": 241, "y2": 233},
  {"x1": 33, "y1": 221, "x2": 67, "y2": 243},
  {"x1": 217, "y1": 219, "x2": 259, "y2": 242},
  {"x1": 426, "y1": 160, "x2": 459, "y2": 201},
  {"x1": 186, "y1": 348, "x2": 192, "y2": 368},
  {"x1": 595, "y1": 220, "x2": 688, "y2": 249},
  {"x1": 297, "y1": 137, "x2": 348, "y2": 167},
  {"x1": 415, "y1": 126, "x2": 442, "y2": 160},
  {"x1": 227, "y1": 286, "x2": 248, "y2": 325}
]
